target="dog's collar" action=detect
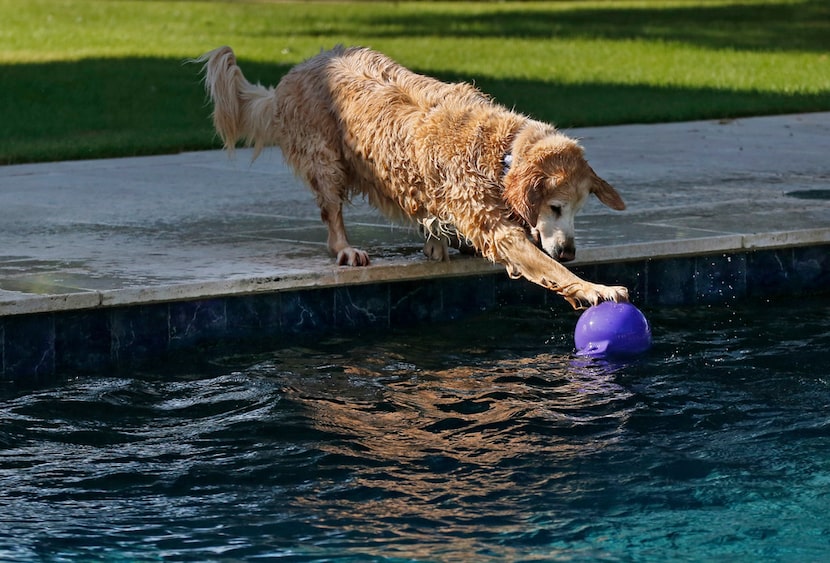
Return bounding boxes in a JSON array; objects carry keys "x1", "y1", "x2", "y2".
[{"x1": 502, "y1": 153, "x2": 513, "y2": 176}]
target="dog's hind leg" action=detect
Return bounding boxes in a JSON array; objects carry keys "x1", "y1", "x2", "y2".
[
  {"x1": 308, "y1": 175, "x2": 370, "y2": 267},
  {"x1": 321, "y1": 200, "x2": 370, "y2": 266}
]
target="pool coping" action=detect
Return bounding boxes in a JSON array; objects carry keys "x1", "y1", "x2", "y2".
[
  {"x1": 2, "y1": 241, "x2": 829, "y2": 382},
  {"x1": 1, "y1": 227, "x2": 828, "y2": 318}
]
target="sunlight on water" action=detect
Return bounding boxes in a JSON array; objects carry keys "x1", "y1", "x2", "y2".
[{"x1": 1, "y1": 297, "x2": 829, "y2": 561}]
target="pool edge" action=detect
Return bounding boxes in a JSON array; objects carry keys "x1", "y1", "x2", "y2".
[{"x1": 1, "y1": 241, "x2": 828, "y2": 382}]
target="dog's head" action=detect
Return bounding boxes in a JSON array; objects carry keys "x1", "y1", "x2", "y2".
[{"x1": 502, "y1": 127, "x2": 625, "y2": 262}]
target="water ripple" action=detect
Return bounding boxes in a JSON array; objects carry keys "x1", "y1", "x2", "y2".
[{"x1": 1, "y1": 297, "x2": 829, "y2": 560}]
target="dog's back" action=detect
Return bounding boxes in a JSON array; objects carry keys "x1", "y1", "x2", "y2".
[
  {"x1": 278, "y1": 48, "x2": 523, "y2": 220},
  {"x1": 293, "y1": 46, "x2": 486, "y2": 113}
]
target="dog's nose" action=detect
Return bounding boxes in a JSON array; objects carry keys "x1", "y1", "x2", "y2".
[
  {"x1": 555, "y1": 243, "x2": 576, "y2": 262},
  {"x1": 558, "y1": 249, "x2": 576, "y2": 262}
]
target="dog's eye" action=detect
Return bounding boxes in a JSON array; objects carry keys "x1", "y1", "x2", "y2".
[{"x1": 550, "y1": 205, "x2": 562, "y2": 218}]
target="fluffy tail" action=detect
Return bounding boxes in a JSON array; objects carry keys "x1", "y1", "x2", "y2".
[{"x1": 194, "y1": 46, "x2": 279, "y2": 158}]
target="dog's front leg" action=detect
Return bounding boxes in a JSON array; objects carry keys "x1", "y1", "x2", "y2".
[
  {"x1": 516, "y1": 261, "x2": 629, "y2": 309},
  {"x1": 419, "y1": 218, "x2": 449, "y2": 261},
  {"x1": 422, "y1": 237, "x2": 450, "y2": 261},
  {"x1": 553, "y1": 279, "x2": 630, "y2": 310},
  {"x1": 320, "y1": 202, "x2": 370, "y2": 267},
  {"x1": 421, "y1": 235, "x2": 477, "y2": 261},
  {"x1": 496, "y1": 229, "x2": 628, "y2": 309},
  {"x1": 419, "y1": 219, "x2": 476, "y2": 261}
]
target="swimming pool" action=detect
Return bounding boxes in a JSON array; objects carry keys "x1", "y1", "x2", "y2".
[{"x1": 1, "y1": 295, "x2": 829, "y2": 561}]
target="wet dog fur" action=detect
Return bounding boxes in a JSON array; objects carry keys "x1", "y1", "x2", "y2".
[{"x1": 196, "y1": 45, "x2": 628, "y2": 308}]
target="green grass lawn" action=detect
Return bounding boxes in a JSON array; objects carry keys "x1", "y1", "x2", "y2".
[{"x1": 1, "y1": 0, "x2": 828, "y2": 164}]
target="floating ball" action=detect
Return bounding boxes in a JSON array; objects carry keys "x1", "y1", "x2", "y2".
[{"x1": 574, "y1": 302, "x2": 652, "y2": 358}]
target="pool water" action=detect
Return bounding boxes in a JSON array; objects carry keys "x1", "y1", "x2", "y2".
[{"x1": 1, "y1": 296, "x2": 829, "y2": 561}]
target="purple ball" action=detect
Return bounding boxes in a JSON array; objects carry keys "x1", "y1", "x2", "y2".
[{"x1": 574, "y1": 302, "x2": 652, "y2": 357}]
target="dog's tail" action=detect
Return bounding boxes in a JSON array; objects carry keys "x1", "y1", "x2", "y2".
[{"x1": 194, "y1": 46, "x2": 278, "y2": 159}]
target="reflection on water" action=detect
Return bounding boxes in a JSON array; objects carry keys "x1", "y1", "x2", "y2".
[
  {"x1": 1, "y1": 297, "x2": 829, "y2": 561},
  {"x1": 278, "y1": 350, "x2": 637, "y2": 561}
]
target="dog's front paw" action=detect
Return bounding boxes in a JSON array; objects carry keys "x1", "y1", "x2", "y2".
[
  {"x1": 336, "y1": 247, "x2": 370, "y2": 266},
  {"x1": 563, "y1": 283, "x2": 629, "y2": 309},
  {"x1": 422, "y1": 238, "x2": 449, "y2": 261},
  {"x1": 600, "y1": 284, "x2": 629, "y2": 303}
]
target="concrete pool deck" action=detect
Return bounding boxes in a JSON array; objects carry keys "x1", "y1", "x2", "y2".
[{"x1": 1, "y1": 113, "x2": 829, "y2": 379}]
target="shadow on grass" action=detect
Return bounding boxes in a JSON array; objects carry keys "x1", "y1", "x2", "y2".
[
  {"x1": 261, "y1": 0, "x2": 830, "y2": 53},
  {"x1": 0, "y1": 57, "x2": 228, "y2": 164},
  {"x1": 1, "y1": 56, "x2": 828, "y2": 164}
]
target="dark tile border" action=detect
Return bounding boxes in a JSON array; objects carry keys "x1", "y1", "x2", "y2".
[
  {"x1": 4, "y1": 314, "x2": 55, "y2": 381},
  {"x1": 2, "y1": 244, "x2": 828, "y2": 383}
]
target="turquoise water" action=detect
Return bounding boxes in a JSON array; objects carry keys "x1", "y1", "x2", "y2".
[{"x1": 1, "y1": 296, "x2": 829, "y2": 561}]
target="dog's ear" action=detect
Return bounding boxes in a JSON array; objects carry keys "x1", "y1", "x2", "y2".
[
  {"x1": 503, "y1": 170, "x2": 547, "y2": 227},
  {"x1": 591, "y1": 169, "x2": 626, "y2": 211}
]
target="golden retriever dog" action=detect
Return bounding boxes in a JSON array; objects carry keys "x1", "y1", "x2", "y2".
[{"x1": 197, "y1": 45, "x2": 629, "y2": 308}]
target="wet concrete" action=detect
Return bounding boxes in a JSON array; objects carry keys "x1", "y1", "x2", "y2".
[{"x1": 1, "y1": 113, "x2": 829, "y2": 317}]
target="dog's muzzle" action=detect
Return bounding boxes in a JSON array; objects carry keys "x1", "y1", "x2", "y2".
[
  {"x1": 554, "y1": 242, "x2": 576, "y2": 263},
  {"x1": 529, "y1": 228, "x2": 576, "y2": 262}
]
